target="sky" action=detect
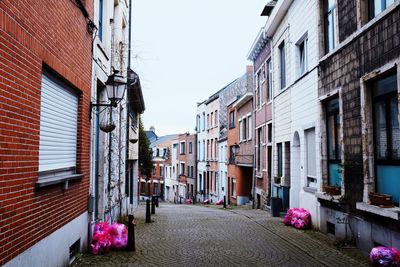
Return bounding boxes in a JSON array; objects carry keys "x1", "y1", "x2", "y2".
[{"x1": 132, "y1": 0, "x2": 267, "y2": 136}]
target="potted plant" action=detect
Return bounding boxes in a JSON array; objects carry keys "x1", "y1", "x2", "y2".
[
  {"x1": 274, "y1": 176, "x2": 281, "y2": 184},
  {"x1": 368, "y1": 192, "x2": 393, "y2": 208},
  {"x1": 323, "y1": 185, "x2": 341, "y2": 196}
]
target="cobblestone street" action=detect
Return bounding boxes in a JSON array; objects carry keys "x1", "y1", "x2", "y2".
[{"x1": 74, "y1": 203, "x2": 369, "y2": 267}]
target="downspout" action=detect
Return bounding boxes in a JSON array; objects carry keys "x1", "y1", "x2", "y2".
[
  {"x1": 251, "y1": 68, "x2": 256, "y2": 209},
  {"x1": 124, "y1": 0, "x2": 133, "y2": 214}
]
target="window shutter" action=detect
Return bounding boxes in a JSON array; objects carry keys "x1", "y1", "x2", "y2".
[{"x1": 39, "y1": 72, "x2": 78, "y2": 172}]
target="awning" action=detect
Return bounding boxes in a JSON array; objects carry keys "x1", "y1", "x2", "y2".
[{"x1": 127, "y1": 68, "x2": 145, "y2": 114}]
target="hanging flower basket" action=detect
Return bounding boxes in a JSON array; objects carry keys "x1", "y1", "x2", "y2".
[
  {"x1": 99, "y1": 124, "x2": 116, "y2": 132},
  {"x1": 368, "y1": 192, "x2": 393, "y2": 208},
  {"x1": 323, "y1": 185, "x2": 341, "y2": 196}
]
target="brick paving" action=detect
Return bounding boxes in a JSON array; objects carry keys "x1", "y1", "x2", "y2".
[{"x1": 73, "y1": 203, "x2": 369, "y2": 267}]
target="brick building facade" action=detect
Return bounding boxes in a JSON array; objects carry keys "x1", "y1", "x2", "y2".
[
  {"x1": 0, "y1": 0, "x2": 93, "y2": 265},
  {"x1": 317, "y1": 0, "x2": 400, "y2": 252}
]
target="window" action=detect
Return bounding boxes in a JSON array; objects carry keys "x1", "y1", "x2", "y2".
[
  {"x1": 267, "y1": 59, "x2": 273, "y2": 102},
  {"x1": 180, "y1": 142, "x2": 186, "y2": 154},
  {"x1": 267, "y1": 123, "x2": 272, "y2": 143},
  {"x1": 256, "y1": 67, "x2": 264, "y2": 108},
  {"x1": 160, "y1": 166, "x2": 163, "y2": 176},
  {"x1": 279, "y1": 41, "x2": 286, "y2": 89},
  {"x1": 207, "y1": 114, "x2": 210, "y2": 129},
  {"x1": 38, "y1": 71, "x2": 79, "y2": 182},
  {"x1": 306, "y1": 128, "x2": 317, "y2": 187},
  {"x1": 267, "y1": 146, "x2": 272, "y2": 179},
  {"x1": 196, "y1": 115, "x2": 200, "y2": 133},
  {"x1": 324, "y1": 0, "x2": 337, "y2": 54},
  {"x1": 140, "y1": 181, "x2": 146, "y2": 195},
  {"x1": 197, "y1": 141, "x2": 200, "y2": 160},
  {"x1": 202, "y1": 141, "x2": 205, "y2": 161},
  {"x1": 180, "y1": 163, "x2": 185, "y2": 175},
  {"x1": 239, "y1": 120, "x2": 243, "y2": 141},
  {"x1": 369, "y1": 0, "x2": 395, "y2": 20},
  {"x1": 372, "y1": 74, "x2": 399, "y2": 203},
  {"x1": 277, "y1": 143, "x2": 283, "y2": 177},
  {"x1": 229, "y1": 111, "x2": 235, "y2": 128},
  {"x1": 229, "y1": 145, "x2": 236, "y2": 164},
  {"x1": 326, "y1": 97, "x2": 342, "y2": 187},
  {"x1": 152, "y1": 166, "x2": 156, "y2": 176},
  {"x1": 189, "y1": 142, "x2": 193, "y2": 154},
  {"x1": 297, "y1": 36, "x2": 308, "y2": 76},
  {"x1": 187, "y1": 166, "x2": 190, "y2": 177},
  {"x1": 257, "y1": 128, "x2": 262, "y2": 172},
  {"x1": 210, "y1": 112, "x2": 214, "y2": 127},
  {"x1": 248, "y1": 116, "x2": 252, "y2": 140},
  {"x1": 232, "y1": 179, "x2": 236, "y2": 197},
  {"x1": 154, "y1": 183, "x2": 159, "y2": 195},
  {"x1": 207, "y1": 140, "x2": 210, "y2": 160},
  {"x1": 98, "y1": 0, "x2": 103, "y2": 41},
  {"x1": 202, "y1": 112, "x2": 205, "y2": 131},
  {"x1": 214, "y1": 138, "x2": 217, "y2": 159},
  {"x1": 191, "y1": 166, "x2": 194, "y2": 178},
  {"x1": 242, "y1": 117, "x2": 247, "y2": 140},
  {"x1": 215, "y1": 110, "x2": 218, "y2": 126},
  {"x1": 211, "y1": 139, "x2": 214, "y2": 160}
]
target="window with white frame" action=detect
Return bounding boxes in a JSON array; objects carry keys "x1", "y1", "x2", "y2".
[
  {"x1": 229, "y1": 111, "x2": 235, "y2": 128},
  {"x1": 180, "y1": 163, "x2": 185, "y2": 175},
  {"x1": 326, "y1": 97, "x2": 342, "y2": 188},
  {"x1": 257, "y1": 127, "x2": 262, "y2": 173},
  {"x1": 180, "y1": 142, "x2": 186, "y2": 154},
  {"x1": 371, "y1": 73, "x2": 399, "y2": 204},
  {"x1": 247, "y1": 115, "x2": 252, "y2": 140},
  {"x1": 196, "y1": 115, "x2": 200, "y2": 133},
  {"x1": 368, "y1": 0, "x2": 395, "y2": 20},
  {"x1": 239, "y1": 119, "x2": 243, "y2": 141},
  {"x1": 324, "y1": 0, "x2": 337, "y2": 54},
  {"x1": 202, "y1": 112, "x2": 205, "y2": 131},
  {"x1": 256, "y1": 70, "x2": 261, "y2": 109},
  {"x1": 277, "y1": 143, "x2": 283, "y2": 177},
  {"x1": 305, "y1": 128, "x2": 317, "y2": 187},
  {"x1": 297, "y1": 35, "x2": 308, "y2": 76},
  {"x1": 242, "y1": 117, "x2": 247, "y2": 141},
  {"x1": 232, "y1": 178, "x2": 236, "y2": 197},
  {"x1": 279, "y1": 41, "x2": 286, "y2": 89},
  {"x1": 267, "y1": 59, "x2": 273, "y2": 102},
  {"x1": 38, "y1": 70, "x2": 79, "y2": 181}
]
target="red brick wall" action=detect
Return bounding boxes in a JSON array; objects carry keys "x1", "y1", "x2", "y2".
[{"x1": 0, "y1": 1, "x2": 93, "y2": 265}]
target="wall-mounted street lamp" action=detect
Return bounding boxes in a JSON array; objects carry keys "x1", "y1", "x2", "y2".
[
  {"x1": 90, "y1": 69, "x2": 127, "y2": 132},
  {"x1": 233, "y1": 143, "x2": 240, "y2": 155}
]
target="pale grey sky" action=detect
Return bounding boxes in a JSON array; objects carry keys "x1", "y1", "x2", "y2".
[{"x1": 132, "y1": 0, "x2": 266, "y2": 136}]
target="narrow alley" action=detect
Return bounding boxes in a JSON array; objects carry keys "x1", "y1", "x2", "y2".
[{"x1": 73, "y1": 204, "x2": 368, "y2": 267}]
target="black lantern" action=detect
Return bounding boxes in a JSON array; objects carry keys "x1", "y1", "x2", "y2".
[
  {"x1": 105, "y1": 70, "x2": 127, "y2": 106},
  {"x1": 90, "y1": 69, "x2": 127, "y2": 115}
]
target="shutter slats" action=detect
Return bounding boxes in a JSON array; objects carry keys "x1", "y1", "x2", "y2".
[{"x1": 39, "y1": 72, "x2": 78, "y2": 172}]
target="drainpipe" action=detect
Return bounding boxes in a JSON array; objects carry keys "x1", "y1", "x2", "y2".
[
  {"x1": 94, "y1": 106, "x2": 100, "y2": 219},
  {"x1": 124, "y1": 0, "x2": 133, "y2": 214}
]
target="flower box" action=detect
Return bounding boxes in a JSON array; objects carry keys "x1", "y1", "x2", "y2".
[
  {"x1": 368, "y1": 192, "x2": 393, "y2": 208},
  {"x1": 323, "y1": 185, "x2": 341, "y2": 196}
]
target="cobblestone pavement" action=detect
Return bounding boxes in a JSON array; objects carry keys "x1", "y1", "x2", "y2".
[{"x1": 73, "y1": 203, "x2": 369, "y2": 267}]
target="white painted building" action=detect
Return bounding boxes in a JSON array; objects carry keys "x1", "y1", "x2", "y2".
[
  {"x1": 196, "y1": 101, "x2": 207, "y2": 202},
  {"x1": 170, "y1": 139, "x2": 180, "y2": 202},
  {"x1": 218, "y1": 139, "x2": 228, "y2": 200},
  {"x1": 265, "y1": 0, "x2": 320, "y2": 226},
  {"x1": 89, "y1": 0, "x2": 144, "y2": 226}
]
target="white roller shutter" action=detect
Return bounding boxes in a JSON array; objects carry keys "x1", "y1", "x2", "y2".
[{"x1": 39, "y1": 71, "x2": 78, "y2": 172}]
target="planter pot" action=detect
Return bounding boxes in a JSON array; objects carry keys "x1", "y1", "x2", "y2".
[
  {"x1": 274, "y1": 177, "x2": 281, "y2": 184},
  {"x1": 323, "y1": 185, "x2": 341, "y2": 196},
  {"x1": 368, "y1": 192, "x2": 393, "y2": 208}
]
